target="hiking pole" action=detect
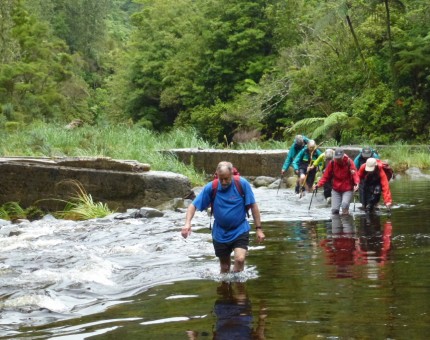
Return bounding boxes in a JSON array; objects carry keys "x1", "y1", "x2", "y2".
[
  {"x1": 277, "y1": 174, "x2": 283, "y2": 196},
  {"x1": 308, "y1": 185, "x2": 317, "y2": 211},
  {"x1": 353, "y1": 192, "x2": 356, "y2": 212}
]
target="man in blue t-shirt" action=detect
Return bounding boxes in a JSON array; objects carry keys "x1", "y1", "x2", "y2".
[{"x1": 181, "y1": 161, "x2": 265, "y2": 273}]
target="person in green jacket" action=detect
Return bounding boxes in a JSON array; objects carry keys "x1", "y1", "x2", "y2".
[
  {"x1": 292, "y1": 140, "x2": 322, "y2": 195},
  {"x1": 281, "y1": 135, "x2": 310, "y2": 194},
  {"x1": 309, "y1": 149, "x2": 334, "y2": 203}
]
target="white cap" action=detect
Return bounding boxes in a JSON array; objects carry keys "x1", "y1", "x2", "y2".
[{"x1": 365, "y1": 158, "x2": 377, "y2": 171}]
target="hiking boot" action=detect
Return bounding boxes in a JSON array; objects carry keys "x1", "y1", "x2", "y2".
[{"x1": 295, "y1": 185, "x2": 300, "y2": 194}]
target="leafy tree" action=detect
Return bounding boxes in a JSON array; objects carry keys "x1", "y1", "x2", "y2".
[
  {"x1": 122, "y1": 0, "x2": 276, "y2": 132},
  {"x1": 0, "y1": 0, "x2": 90, "y2": 123}
]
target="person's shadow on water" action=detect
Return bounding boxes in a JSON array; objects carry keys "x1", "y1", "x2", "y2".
[{"x1": 211, "y1": 282, "x2": 266, "y2": 340}]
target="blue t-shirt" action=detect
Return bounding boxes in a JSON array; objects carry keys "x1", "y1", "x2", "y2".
[{"x1": 192, "y1": 177, "x2": 256, "y2": 243}]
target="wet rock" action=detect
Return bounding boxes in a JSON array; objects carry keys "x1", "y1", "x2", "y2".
[
  {"x1": 405, "y1": 167, "x2": 430, "y2": 179},
  {"x1": 9, "y1": 230, "x2": 22, "y2": 237},
  {"x1": 253, "y1": 176, "x2": 276, "y2": 187},
  {"x1": 0, "y1": 225, "x2": 21, "y2": 237},
  {"x1": 42, "y1": 214, "x2": 57, "y2": 221},
  {"x1": 268, "y1": 178, "x2": 281, "y2": 189},
  {"x1": 12, "y1": 219, "x2": 30, "y2": 224},
  {"x1": 156, "y1": 198, "x2": 191, "y2": 211},
  {"x1": 114, "y1": 207, "x2": 164, "y2": 219},
  {"x1": 139, "y1": 207, "x2": 164, "y2": 218},
  {"x1": 285, "y1": 176, "x2": 297, "y2": 188},
  {"x1": 114, "y1": 209, "x2": 140, "y2": 220}
]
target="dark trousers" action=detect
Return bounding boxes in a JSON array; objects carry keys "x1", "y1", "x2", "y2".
[
  {"x1": 323, "y1": 182, "x2": 332, "y2": 199},
  {"x1": 363, "y1": 184, "x2": 381, "y2": 210}
]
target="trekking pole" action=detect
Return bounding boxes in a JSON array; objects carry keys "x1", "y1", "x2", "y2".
[
  {"x1": 308, "y1": 185, "x2": 317, "y2": 211},
  {"x1": 353, "y1": 192, "x2": 356, "y2": 212},
  {"x1": 277, "y1": 174, "x2": 283, "y2": 196}
]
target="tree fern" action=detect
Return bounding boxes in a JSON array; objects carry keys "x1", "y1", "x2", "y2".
[{"x1": 287, "y1": 111, "x2": 362, "y2": 143}]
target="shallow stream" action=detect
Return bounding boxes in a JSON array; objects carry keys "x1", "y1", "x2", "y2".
[{"x1": 1, "y1": 177, "x2": 429, "y2": 339}]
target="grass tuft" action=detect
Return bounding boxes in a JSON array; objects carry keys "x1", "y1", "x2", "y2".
[{"x1": 53, "y1": 180, "x2": 115, "y2": 221}]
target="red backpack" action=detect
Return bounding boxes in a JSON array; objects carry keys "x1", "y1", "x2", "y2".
[{"x1": 380, "y1": 161, "x2": 395, "y2": 181}]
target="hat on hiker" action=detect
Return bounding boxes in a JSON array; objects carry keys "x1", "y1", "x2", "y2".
[
  {"x1": 365, "y1": 157, "x2": 377, "y2": 171},
  {"x1": 295, "y1": 135, "x2": 304, "y2": 146},
  {"x1": 325, "y1": 148, "x2": 334, "y2": 160},
  {"x1": 334, "y1": 148, "x2": 344, "y2": 159},
  {"x1": 361, "y1": 147, "x2": 372, "y2": 158}
]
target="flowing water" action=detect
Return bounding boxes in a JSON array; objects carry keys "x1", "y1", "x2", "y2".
[{"x1": 1, "y1": 177, "x2": 430, "y2": 339}]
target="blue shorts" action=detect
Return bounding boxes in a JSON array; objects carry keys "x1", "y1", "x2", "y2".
[{"x1": 213, "y1": 232, "x2": 249, "y2": 258}]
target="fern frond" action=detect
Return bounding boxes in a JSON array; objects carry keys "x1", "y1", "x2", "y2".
[
  {"x1": 324, "y1": 112, "x2": 349, "y2": 126},
  {"x1": 312, "y1": 124, "x2": 333, "y2": 139},
  {"x1": 286, "y1": 117, "x2": 324, "y2": 133}
]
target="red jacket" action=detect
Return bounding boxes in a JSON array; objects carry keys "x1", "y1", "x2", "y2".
[
  {"x1": 318, "y1": 155, "x2": 359, "y2": 192},
  {"x1": 357, "y1": 159, "x2": 392, "y2": 205}
]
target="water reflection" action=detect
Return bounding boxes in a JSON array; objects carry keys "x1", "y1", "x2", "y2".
[
  {"x1": 321, "y1": 214, "x2": 356, "y2": 278},
  {"x1": 199, "y1": 282, "x2": 266, "y2": 340},
  {"x1": 357, "y1": 215, "x2": 392, "y2": 265},
  {"x1": 320, "y1": 214, "x2": 393, "y2": 279}
]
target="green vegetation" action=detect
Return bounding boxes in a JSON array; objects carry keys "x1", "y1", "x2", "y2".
[
  {"x1": 0, "y1": 202, "x2": 44, "y2": 221},
  {"x1": 0, "y1": 0, "x2": 428, "y2": 146},
  {"x1": 0, "y1": 122, "x2": 210, "y2": 185},
  {"x1": 1, "y1": 123, "x2": 428, "y2": 174},
  {"x1": 0, "y1": 181, "x2": 115, "y2": 222},
  {"x1": 53, "y1": 180, "x2": 115, "y2": 221},
  {"x1": 381, "y1": 142, "x2": 430, "y2": 172}
]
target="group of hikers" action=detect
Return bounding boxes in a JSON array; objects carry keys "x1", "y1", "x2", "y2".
[
  {"x1": 181, "y1": 136, "x2": 393, "y2": 274},
  {"x1": 281, "y1": 134, "x2": 392, "y2": 215}
]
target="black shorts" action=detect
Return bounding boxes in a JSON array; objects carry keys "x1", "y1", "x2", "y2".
[
  {"x1": 213, "y1": 231, "x2": 249, "y2": 258},
  {"x1": 299, "y1": 165, "x2": 317, "y2": 186}
]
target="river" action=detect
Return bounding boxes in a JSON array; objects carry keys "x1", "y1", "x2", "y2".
[{"x1": 0, "y1": 176, "x2": 429, "y2": 339}]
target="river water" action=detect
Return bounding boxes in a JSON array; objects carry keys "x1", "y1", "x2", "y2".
[{"x1": 1, "y1": 177, "x2": 429, "y2": 339}]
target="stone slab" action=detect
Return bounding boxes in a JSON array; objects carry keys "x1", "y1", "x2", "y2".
[
  {"x1": 167, "y1": 147, "x2": 363, "y2": 177},
  {"x1": 0, "y1": 158, "x2": 193, "y2": 211}
]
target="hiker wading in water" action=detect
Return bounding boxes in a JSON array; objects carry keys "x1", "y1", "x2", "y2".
[
  {"x1": 281, "y1": 134, "x2": 310, "y2": 194},
  {"x1": 292, "y1": 139, "x2": 322, "y2": 195},
  {"x1": 181, "y1": 161, "x2": 265, "y2": 273},
  {"x1": 357, "y1": 157, "x2": 393, "y2": 212},
  {"x1": 313, "y1": 148, "x2": 359, "y2": 215}
]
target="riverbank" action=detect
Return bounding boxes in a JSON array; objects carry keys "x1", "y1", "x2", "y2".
[{"x1": 1, "y1": 124, "x2": 429, "y2": 186}]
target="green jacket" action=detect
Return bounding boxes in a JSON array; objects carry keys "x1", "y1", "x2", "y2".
[{"x1": 312, "y1": 153, "x2": 329, "y2": 171}]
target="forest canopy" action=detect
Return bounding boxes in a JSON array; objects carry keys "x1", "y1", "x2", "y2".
[{"x1": 0, "y1": 0, "x2": 429, "y2": 145}]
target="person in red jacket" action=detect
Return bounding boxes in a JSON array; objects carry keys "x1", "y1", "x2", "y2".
[
  {"x1": 313, "y1": 148, "x2": 359, "y2": 215},
  {"x1": 357, "y1": 157, "x2": 393, "y2": 212}
]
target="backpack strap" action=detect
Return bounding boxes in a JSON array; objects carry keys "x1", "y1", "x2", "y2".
[{"x1": 210, "y1": 175, "x2": 250, "y2": 223}]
